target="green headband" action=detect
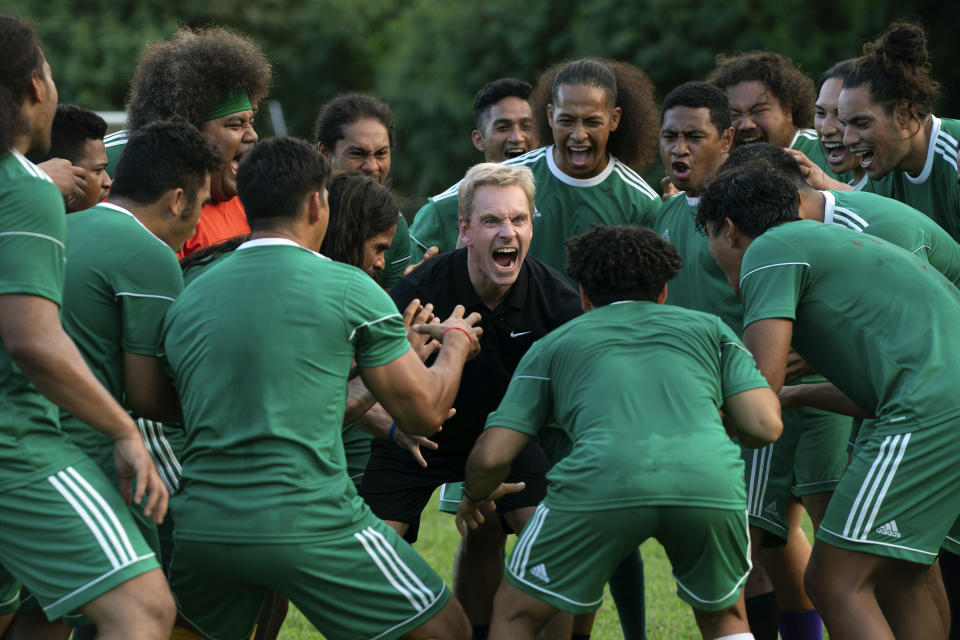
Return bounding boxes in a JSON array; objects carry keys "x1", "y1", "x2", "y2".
[{"x1": 205, "y1": 89, "x2": 252, "y2": 121}]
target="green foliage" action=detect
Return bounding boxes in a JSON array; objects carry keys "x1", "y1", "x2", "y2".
[{"x1": 8, "y1": 0, "x2": 956, "y2": 206}]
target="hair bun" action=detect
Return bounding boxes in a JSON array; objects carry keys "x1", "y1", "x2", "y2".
[{"x1": 870, "y1": 23, "x2": 929, "y2": 69}]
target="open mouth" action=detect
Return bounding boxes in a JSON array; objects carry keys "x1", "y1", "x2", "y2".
[
  {"x1": 231, "y1": 150, "x2": 245, "y2": 176},
  {"x1": 504, "y1": 146, "x2": 527, "y2": 159},
  {"x1": 823, "y1": 141, "x2": 848, "y2": 164},
  {"x1": 672, "y1": 162, "x2": 691, "y2": 181},
  {"x1": 853, "y1": 149, "x2": 874, "y2": 169},
  {"x1": 492, "y1": 247, "x2": 518, "y2": 269},
  {"x1": 567, "y1": 146, "x2": 591, "y2": 167},
  {"x1": 735, "y1": 132, "x2": 763, "y2": 146}
]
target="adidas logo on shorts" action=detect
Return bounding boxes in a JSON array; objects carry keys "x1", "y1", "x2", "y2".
[
  {"x1": 764, "y1": 501, "x2": 777, "y2": 515},
  {"x1": 530, "y1": 563, "x2": 550, "y2": 583},
  {"x1": 875, "y1": 520, "x2": 901, "y2": 539},
  {"x1": 661, "y1": 229, "x2": 670, "y2": 242}
]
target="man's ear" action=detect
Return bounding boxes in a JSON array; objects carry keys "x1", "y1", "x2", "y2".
[
  {"x1": 656, "y1": 283, "x2": 668, "y2": 305},
  {"x1": 166, "y1": 187, "x2": 186, "y2": 218},
  {"x1": 720, "y1": 126, "x2": 735, "y2": 153},
  {"x1": 317, "y1": 141, "x2": 331, "y2": 160},
  {"x1": 471, "y1": 130, "x2": 485, "y2": 153},
  {"x1": 578, "y1": 284, "x2": 594, "y2": 312},
  {"x1": 29, "y1": 69, "x2": 45, "y2": 104}
]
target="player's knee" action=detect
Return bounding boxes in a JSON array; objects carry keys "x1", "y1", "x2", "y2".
[{"x1": 408, "y1": 597, "x2": 471, "y2": 640}]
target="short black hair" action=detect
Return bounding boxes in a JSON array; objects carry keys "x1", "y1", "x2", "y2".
[
  {"x1": 530, "y1": 58, "x2": 659, "y2": 172},
  {"x1": 473, "y1": 78, "x2": 532, "y2": 131},
  {"x1": 721, "y1": 142, "x2": 807, "y2": 190},
  {"x1": 314, "y1": 93, "x2": 397, "y2": 149},
  {"x1": 696, "y1": 165, "x2": 799, "y2": 238},
  {"x1": 237, "y1": 136, "x2": 331, "y2": 231},
  {"x1": 0, "y1": 14, "x2": 45, "y2": 151},
  {"x1": 818, "y1": 59, "x2": 855, "y2": 94},
  {"x1": 126, "y1": 26, "x2": 271, "y2": 131},
  {"x1": 110, "y1": 117, "x2": 222, "y2": 207},
  {"x1": 566, "y1": 225, "x2": 681, "y2": 306},
  {"x1": 844, "y1": 22, "x2": 939, "y2": 119},
  {"x1": 709, "y1": 51, "x2": 816, "y2": 128},
  {"x1": 661, "y1": 81, "x2": 732, "y2": 135},
  {"x1": 320, "y1": 172, "x2": 399, "y2": 270},
  {"x1": 32, "y1": 105, "x2": 106, "y2": 164}
]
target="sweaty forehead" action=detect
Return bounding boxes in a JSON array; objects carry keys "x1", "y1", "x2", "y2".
[
  {"x1": 553, "y1": 84, "x2": 616, "y2": 113},
  {"x1": 339, "y1": 118, "x2": 390, "y2": 150}
]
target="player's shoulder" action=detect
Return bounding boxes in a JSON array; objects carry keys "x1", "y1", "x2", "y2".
[
  {"x1": 932, "y1": 117, "x2": 959, "y2": 173},
  {"x1": 523, "y1": 256, "x2": 579, "y2": 298},
  {"x1": 609, "y1": 158, "x2": 659, "y2": 201},
  {"x1": 0, "y1": 149, "x2": 56, "y2": 191}
]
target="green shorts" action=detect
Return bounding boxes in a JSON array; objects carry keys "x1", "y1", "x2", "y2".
[
  {"x1": 818, "y1": 419, "x2": 960, "y2": 565},
  {"x1": 505, "y1": 504, "x2": 749, "y2": 614},
  {"x1": 943, "y1": 518, "x2": 960, "y2": 555},
  {"x1": 169, "y1": 512, "x2": 449, "y2": 640},
  {"x1": 744, "y1": 406, "x2": 850, "y2": 540},
  {"x1": 438, "y1": 482, "x2": 462, "y2": 514},
  {"x1": 0, "y1": 457, "x2": 159, "y2": 621}
]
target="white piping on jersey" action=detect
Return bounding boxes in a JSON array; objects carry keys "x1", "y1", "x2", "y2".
[
  {"x1": 95, "y1": 202, "x2": 170, "y2": 248},
  {"x1": 934, "y1": 140, "x2": 958, "y2": 172},
  {"x1": 115, "y1": 292, "x2": 176, "y2": 302},
  {"x1": 103, "y1": 130, "x2": 129, "y2": 147},
  {"x1": 348, "y1": 313, "x2": 402, "y2": 342},
  {"x1": 408, "y1": 230, "x2": 431, "y2": 252},
  {"x1": 821, "y1": 191, "x2": 868, "y2": 231},
  {"x1": 236, "y1": 237, "x2": 328, "y2": 259},
  {"x1": 912, "y1": 244, "x2": 932, "y2": 255},
  {"x1": 850, "y1": 174, "x2": 869, "y2": 191},
  {"x1": 904, "y1": 116, "x2": 943, "y2": 184},
  {"x1": 430, "y1": 147, "x2": 550, "y2": 203},
  {"x1": 720, "y1": 340, "x2": 753, "y2": 357},
  {"x1": 739, "y1": 262, "x2": 811, "y2": 287},
  {"x1": 545, "y1": 145, "x2": 616, "y2": 187},
  {"x1": 685, "y1": 194, "x2": 701, "y2": 207},
  {"x1": 791, "y1": 128, "x2": 818, "y2": 144},
  {"x1": 612, "y1": 162, "x2": 659, "y2": 199},
  {"x1": 11, "y1": 149, "x2": 53, "y2": 182},
  {"x1": 514, "y1": 375, "x2": 551, "y2": 381},
  {"x1": 390, "y1": 255, "x2": 411, "y2": 266},
  {"x1": 0, "y1": 231, "x2": 65, "y2": 250}
]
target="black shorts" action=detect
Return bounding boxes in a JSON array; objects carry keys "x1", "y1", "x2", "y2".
[{"x1": 359, "y1": 438, "x2": 549, "y2": 542}]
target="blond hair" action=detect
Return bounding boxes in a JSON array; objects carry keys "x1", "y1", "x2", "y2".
[{"x1": 458, "y1": 162, "x2": 535, "y2": 222}]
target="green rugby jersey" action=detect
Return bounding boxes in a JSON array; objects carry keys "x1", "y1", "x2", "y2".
[
  {"x1": 103, "y1": 129, "x2": 128, "y2": 177},
  {"x1": 408, "y1": 146, "x2": 662, "y2": 273},
  {"x1": 654, "y1": 193, "x2": 744, "y2": 335},
  {"x1": 791, "y1": 128, "x2": 849, "y2": 182},
  {"x1": 59, "y1": 203, "x2": 183, "y2": 481},
  {"x1": 486, "y1": 301, "x2": 768, "y2": 511},
  {"x1": 163, "y1": 238, "x2": 411, "y2": 542},
  {"x1": 0, "y1": 150, "x2": 86, "y2": 490},
  {"x1": 822, "y1": 190, "x2": 960, "y2": 287},
  {"x1": 861, "y1": 116, "x2": 960, "y2": 241},
  {"x1": 740, "y1": 220, "x2": 960, "y2": 427}
]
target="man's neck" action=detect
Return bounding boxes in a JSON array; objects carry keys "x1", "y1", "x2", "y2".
[
  {"x1": 798, "y1": 189, "x2": 826, "y2": 222},
  {"x1": 901, "y1": 116, "x2": 934, "y2": 178},
  {"x1": 466, "y1": 262, "x2": 511, "y2": 310},
  {"x1": 107, "y1": 196, "x2": 175, "y2": 249}
]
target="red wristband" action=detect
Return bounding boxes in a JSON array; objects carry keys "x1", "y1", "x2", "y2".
[{"x1": 441, "y1": 326, "x2": 473, "y2": 348}]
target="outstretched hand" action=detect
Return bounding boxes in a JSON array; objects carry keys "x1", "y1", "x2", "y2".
[
  {"x1": 413, "y1": 304, "x2": 482, "y2": 360},
  {"x1": 455, "y1": 481, "x2": 526, "y2": 535},
  {"x1": 402, "y1": 299, "x2": 440, "y2": 362}
]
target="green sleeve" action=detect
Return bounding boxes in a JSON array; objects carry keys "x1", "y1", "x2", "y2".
[
  {"x1": 343, "y1": 270, "x2": 410, "y2": 368},
  {"x1": 485, "y1": 340, "x2": 552, "y2": 437},
  {"x1": 0, "y1": 180, "x2": 67, "y2": 303},
  {"x1": 633, "y1": 191, "x2": 662, "y2": 227},
  {"x1": 381, "y1": 214, "x2": 411, "y2": 289},
  {"x1": 408, "y1": 195, "x2": 461, "y2": 257},
  {"x1": 117, "y1": 245, "x2": 184, "y2": 356},
  {"x1": 717, "y1": 320, "x2": 770, "y2": 399},
  {"x1": 740, "y1": 237, "x2": 807, "y2": 329}
]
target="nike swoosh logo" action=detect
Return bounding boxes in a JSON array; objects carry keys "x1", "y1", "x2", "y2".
[{"x1": 510, "y1": 331, "x2": 532, "y2": 338}]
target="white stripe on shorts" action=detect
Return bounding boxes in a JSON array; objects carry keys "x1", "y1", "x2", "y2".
[
  {"x1": 354, "y1": 527, "x2": 432, "y2": 611},
  {"x1": 48, "y1": 469, "x2": 126, "y2": 568},
  {"x1": 137, "y1": 418, "x2": 181, "y2": 492},
  {"x1": 747, "y1": 444, "x2": 773, "y2": 516},
  {"x1": 508, "y1": 504, "x2": 549, "y2": 578},
  {"x1": 843, "y1": 433, "x2": 910, "y2": 540}
]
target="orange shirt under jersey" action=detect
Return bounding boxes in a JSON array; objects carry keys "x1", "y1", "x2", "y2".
[{"x1": 178, "y1": 196, "x2": 250, "y2": 259}]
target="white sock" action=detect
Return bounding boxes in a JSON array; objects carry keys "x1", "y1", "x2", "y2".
[{"x1": 713, "y1": 634, "x2": 755, "y2": 640}]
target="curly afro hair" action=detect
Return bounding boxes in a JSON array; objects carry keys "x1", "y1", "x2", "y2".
[
  {"x1": 126, "y1": 26, "x2": 272, "y2": 131},
  {"x1": 708, "y1": 51, "x2": 815, "y2": 129},
  {"x1": 530, "y1": 58, "x2": 658, "y2": 173},
  {"x1": 566, "y1": 225, "x2": 681, "y2": 305},
  {"x1": 844, "y1": 22, "x2": 939, "y2": 118}
]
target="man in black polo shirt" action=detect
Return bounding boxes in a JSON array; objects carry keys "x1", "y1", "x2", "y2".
[{"x1": 360, "y1": 162, "x2": 580, "y2": 635}]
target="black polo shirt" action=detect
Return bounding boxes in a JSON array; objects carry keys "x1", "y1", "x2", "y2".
[{"x1": 390, "y1": 247, "x2": 581, "y2": 455}]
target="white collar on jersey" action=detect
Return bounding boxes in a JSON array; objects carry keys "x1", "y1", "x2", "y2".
[
  {"x1": 685, "y1": 193, "x2": 700, "y2": 207},
  {"x1": 236, "y1": 236, "x2": 328, "y2": 259},
  {"x1": 96, "y1": 201, "x2": 170, "y2": 249},
  {"x1": 821, "y1": 190, "x2": 837, "y2": 222},
  {"x1": 545, "y1": 144, "x2": 616, "y2": 187},
  {"x1": 904, "y1": 115, "x2": 942, "y2": 185}
]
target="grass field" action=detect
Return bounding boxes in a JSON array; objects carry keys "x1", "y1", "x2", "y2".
[{"x1": 276, "y1": 489, "x2": 756, "y2": 639}]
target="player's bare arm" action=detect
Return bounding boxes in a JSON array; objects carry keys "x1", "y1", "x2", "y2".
[
  {"x1": 742, "y1": 317, "x2": 793, "y2": 392},
  {"x1": 360, "y1": 305, "x2": 481, "y2": 436},
  {"x1": 124, "y1": 352, "x2": 181, "y2": 424},
  {"x1": 457, "y1": 426, "x2": 530, "y2": 534},
  {"x1": 784, "y1": 149, "x2": 851, "y2": 191},
  {"x1": 721, "y1": 387, "x2": 782, "y2": 448},
  {"x1": 0, "y1": 294, "x2": 168, "y2": 522},
  {"x1": 778, "y1": 382, "x2": 875, "y2": 418}
]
